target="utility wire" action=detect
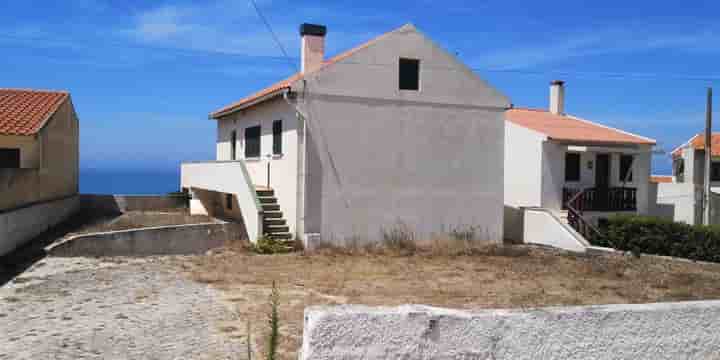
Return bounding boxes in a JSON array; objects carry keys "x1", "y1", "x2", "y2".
[{"x1": 248, "y1": 0, "x2": 297, "y2": 71}]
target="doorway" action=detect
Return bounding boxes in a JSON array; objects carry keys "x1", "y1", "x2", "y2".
[{"x1": 595, "y1": 154, "x2": 611, "y2": 188}]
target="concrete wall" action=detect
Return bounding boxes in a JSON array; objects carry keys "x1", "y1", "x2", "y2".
[
  {"x1": 504, "y1": 121, "x2": 544, "y2": 208},
  {"x1": 654, "y1": 182, "x2": 700, "y2": 224},
  {"x1": 295, "y1": 24, "x2": 510, "y2": 246},
  {"x1": 523, "y1": 207, "x2": 588, "y2": 252},
  {"x1": 47, "y1": 222, "x2": 242, "y2": 257},
  {"x1": 0, "y1": 98, "x2": 79, "y2": 211},
  {"x1": 216, "y1": 97, "x2": 300, "y2": 236},
  {"x1": 80, "y1": 194, "x2": 187, "y2": 215},
  {"x1": 0, "y1": 196, "x2": 79, "y2": 256},
  {"x1": 302, "y1": 302, "x2": 720, "y2": 360}
]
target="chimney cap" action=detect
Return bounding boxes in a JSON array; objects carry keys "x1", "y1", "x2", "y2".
[
  {"x1": 550, "y1": 80, "x2": 565, "y2": 86},
  {"x1": 300, "y1": 23, "x2": 327, "y2": 37}
]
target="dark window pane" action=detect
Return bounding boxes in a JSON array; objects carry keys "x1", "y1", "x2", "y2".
[
  {"x1": 620, "y1": 155, "x2": 634, "y2": 182},
  {"x1": 565, "y1": 153, "x2": 580, "y2": 182},
  {"x1": 245, "y1": 125, "x2": 261, "y2": 158},
  {"x1": 226, "y1": 194, "x2": 233, "y2": 210},
  {"x1": 0, "y1": 148, "x2": 20, "y2": 168},
  {"x1": 712, "y1": 163, "x2": 720, "y2": 182},
  {"x1": 399, "y1": 58, "x2": 420, "y2": 90},
  {"x1": 230, "y1": 131, "x2": 237, "y2": 160},
  {"x1": 273, "y1": 120, "x2": 282, "y2": 155}
]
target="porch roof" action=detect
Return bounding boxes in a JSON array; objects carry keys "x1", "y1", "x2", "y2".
[{"x1": 506, "y1": 108, "x2": 656, "y2": 146}]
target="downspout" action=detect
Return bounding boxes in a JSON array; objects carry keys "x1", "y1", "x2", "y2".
[{"x1": 283, "y1": 90, "x2": 308, "y2": 241}]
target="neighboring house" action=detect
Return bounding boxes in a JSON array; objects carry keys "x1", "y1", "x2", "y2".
[
  {"x1": 504, "y1": 81, "x2": 656, "y2": 240},
  {"x1": 0, "y1": 89, "x2": 80, "y2": 256},
  {"x1": 182, "y1": 23, "x2": 510, "y2": 248},
  {"x1": 653, "y1": 134, "x2": 720, "y2": 225}
]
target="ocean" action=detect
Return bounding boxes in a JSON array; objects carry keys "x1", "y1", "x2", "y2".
[{"x1": 80, "y1": 169, "x2": 181, "y2": 195}]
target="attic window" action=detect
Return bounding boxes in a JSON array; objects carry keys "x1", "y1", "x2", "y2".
[
  {"x1": 399, "y1": 58, "x2": 420, "y2": 91},
  {"x1": 0, "y1": 148, "x2": 20, "y2": 168}
]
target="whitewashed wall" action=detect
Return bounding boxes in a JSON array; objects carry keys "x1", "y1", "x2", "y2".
[{"x1": 504, "y1": 121, "x2": 544, "y2": 208}]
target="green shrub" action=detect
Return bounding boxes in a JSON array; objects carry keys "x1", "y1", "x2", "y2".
[
  {"x1": 252, "y1": 236, "x2": 294, "y2": 254},
  {"x1": 593, "y1": 215, "x2": 720, "y2": 262}
]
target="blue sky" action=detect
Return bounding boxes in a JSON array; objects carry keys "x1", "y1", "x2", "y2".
[{"x1": 2, "y1": 0, "x2": 720, "y2": 175}]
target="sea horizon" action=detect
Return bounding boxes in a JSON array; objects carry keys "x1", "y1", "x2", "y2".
[{"x1": 80, "y1": 168, "x2": 181, "y2": 195}]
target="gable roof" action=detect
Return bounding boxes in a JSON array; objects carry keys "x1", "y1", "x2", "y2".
[
  {"x1": 210, "y1": 24, "x2": 412, "y2": 119},
  {"x1": 506, "y1": 108, "x2": 656, "y2": 145},
  {"x1": 671, "y1": 133, "x2": 720, "y2": 158},
  {"x1": 0, "y1": 89, "x2": 69, "y2": 136}
]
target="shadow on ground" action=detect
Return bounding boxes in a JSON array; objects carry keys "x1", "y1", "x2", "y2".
[{"x1": 0, "y1": 210, "x2": 118, "y2": 286}]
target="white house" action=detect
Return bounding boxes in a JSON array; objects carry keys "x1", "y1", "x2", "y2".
[
  {"x1": 504, "y1": 81, "x2": 656, "y2": 240},
  {"x1": 652, "y1": 134, "x2": 720, "y2": 225},
  {"x1": 181, "y1": 23, "x2": 511, "y2": 248}
]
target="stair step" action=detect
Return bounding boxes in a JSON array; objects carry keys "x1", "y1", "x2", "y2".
[
  {"x1": 266, "y1": 225, "x2": 290, "y2": 234},
  {"x1": 263, "y1": 218, "x2": 286, "y2": 226},
  {"x1": 256, "y1": 189, "x2": 274, "y2": 197},
  {"x1": 263, "y1": 211, "x2": 283, "y2": 219},
  {"x1": 258, "y1": 196, "x2": 277, "y2": 204},
  {"x1": 267, "y1": 232, "x2": 293, "y2": 240},
  {"x1": 262, "y1": 204, "x2": 280, "y2": 211}
]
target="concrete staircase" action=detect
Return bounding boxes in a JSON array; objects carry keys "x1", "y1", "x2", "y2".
[{"x1": 256, "y1": 187, "x2": 292, "y2": 241}]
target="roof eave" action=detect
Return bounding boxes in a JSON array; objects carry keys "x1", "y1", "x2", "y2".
[{"x1": 210, "y1": 88, "x2": 290, "y2": 120}]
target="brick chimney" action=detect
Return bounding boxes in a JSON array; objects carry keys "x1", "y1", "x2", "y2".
[
  {"x1": 300, "y1": 23, "x2": 327, "y2": 74},
  {"x1": 549, "y1": 80, "x2": 565, "y2": 115}
]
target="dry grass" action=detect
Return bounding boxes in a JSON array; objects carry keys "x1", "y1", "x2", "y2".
[{"x1": 171, "y1": 243, "x2": 720, "y2": 360}]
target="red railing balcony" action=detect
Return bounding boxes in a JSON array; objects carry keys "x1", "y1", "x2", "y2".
[{"x1": 562, "y1": 187, "x2": 637, "y2": 212}]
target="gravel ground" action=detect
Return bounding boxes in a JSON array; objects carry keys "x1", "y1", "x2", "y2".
[{"x1": 0, "y1": 257, "x2": 246, "y2": 360}]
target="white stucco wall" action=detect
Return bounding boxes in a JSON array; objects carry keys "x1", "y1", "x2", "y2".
[
  {"x1": 522, "y1": 208, "x2": 588, "y2": 252},
  {"x1": 216, "y1": 98, "x2": 299, "y2": 236},
  {"x1": 292, "y1": 24, "x2": 509, "y2": 246},
  {"x1": 655, "y1": 182, "x2": 700, "y2": 224},
  {"x1": 302, "y1": 302, "x2": 720, "y2": 360},
  {"x1": 503, "y1": 121, "x2": 544, "y2": 207}
]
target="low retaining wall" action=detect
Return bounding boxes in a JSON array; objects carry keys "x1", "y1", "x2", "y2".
[
  {"x1": 0, "y1": 196, "x2": 80, "y2": 256},
  {"x1": 47, "y1": 222, "x2": 243, "y2": 257},
  {"x1": 302, "y1": 302, "x2": 720, "y2": 359},
  {"x1": 80, "y1": 194, "x2": 187, "y2": 215}
]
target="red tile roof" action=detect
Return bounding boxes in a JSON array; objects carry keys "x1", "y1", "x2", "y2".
[
  {"x1": 506, "y1": 108, "x2": 656, "y2": 145},
  {"x1": 0, "y1": 89, "x2": 69, "y2": 136},
  {"x1": 211, "y1": 25, "x2": 404, "y2": 119},
  {"x1": 671, "y1": 134, "x2": 720, "y2": 158},
  {"x1": 651, "y1": 175, "x2": 674, "y2": 183}
]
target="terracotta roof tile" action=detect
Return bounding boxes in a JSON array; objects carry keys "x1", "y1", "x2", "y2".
[
  {"x1": 672, "y1": 134, "x2": 720, "y2": 158},
  {"x1": 651, "y1": 175, "x2": 674, "y2": 183},
  {"x1": 506, "y1": 108, "x2": 656, "y2": 145},
  {"x1": 210, "y1": 25, "x2": 404, "y2": 118},
  {"x1": 0, "y1": 89, "x2": 69, "y2": 136}
]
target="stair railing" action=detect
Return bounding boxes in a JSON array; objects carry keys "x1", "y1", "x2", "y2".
[{"x1": 565, "y1": 188, "x2": 602, "y2": 241}]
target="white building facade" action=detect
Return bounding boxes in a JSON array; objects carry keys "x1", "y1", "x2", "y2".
[{"x1": 182, "y1": 23, "x2": 511, "y2": 247}]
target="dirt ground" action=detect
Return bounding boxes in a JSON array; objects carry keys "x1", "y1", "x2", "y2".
[{"x1": 173, "y1": 244, "x2": 720, "y2": 360}]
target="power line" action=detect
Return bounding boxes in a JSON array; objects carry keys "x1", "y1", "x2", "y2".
[{"x1": 248, "y1": 0, "x2": 297, "y2": 71}]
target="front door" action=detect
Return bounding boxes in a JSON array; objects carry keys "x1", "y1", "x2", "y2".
[
  {"x1": 595, "y1": 154, "x2": 611, "y2": 210},
  {"x1": 595, "y1": 154, "x2": 610, "y2": 188}
]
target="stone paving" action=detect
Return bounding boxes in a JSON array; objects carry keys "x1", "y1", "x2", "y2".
[{"x1": 0, "y1": 257, "x2": 246, "y2": 360}]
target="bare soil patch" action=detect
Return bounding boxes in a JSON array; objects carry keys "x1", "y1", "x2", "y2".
[{"x1": 172, "y1": 244, "x2": 720, "y2": 360}]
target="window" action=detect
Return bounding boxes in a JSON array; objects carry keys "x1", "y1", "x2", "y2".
[
  {"x1": 272, "y1": 120, "x2": 282, "y2": 155},
  {"x1": 399, "y1": 58, "x2": 420, "y2": 91},
  {"x1": 225, "y1": 194, "x2": 233, "y2": 210},
  {"x1": 565, "y1": 153, "x2": 581, "y2": 182},
  {"x1": 230, "y1": 130, "x2": 237, "y2": 160},
  {"x1": 619, "y1": 155, "x2": 634, "y2": 182},
  {"x1": 674, "y1": 158, "x2": 685, "y2": 182},
  {"x1": 244, "y1": 125, "x2": 261, "y2": 158},
  {"x1": 0, "y1": 148, "x2": 20, "y2": 168},
  {"x1": 712, "y1": 162, "x2": 720, "y2": 182}
]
